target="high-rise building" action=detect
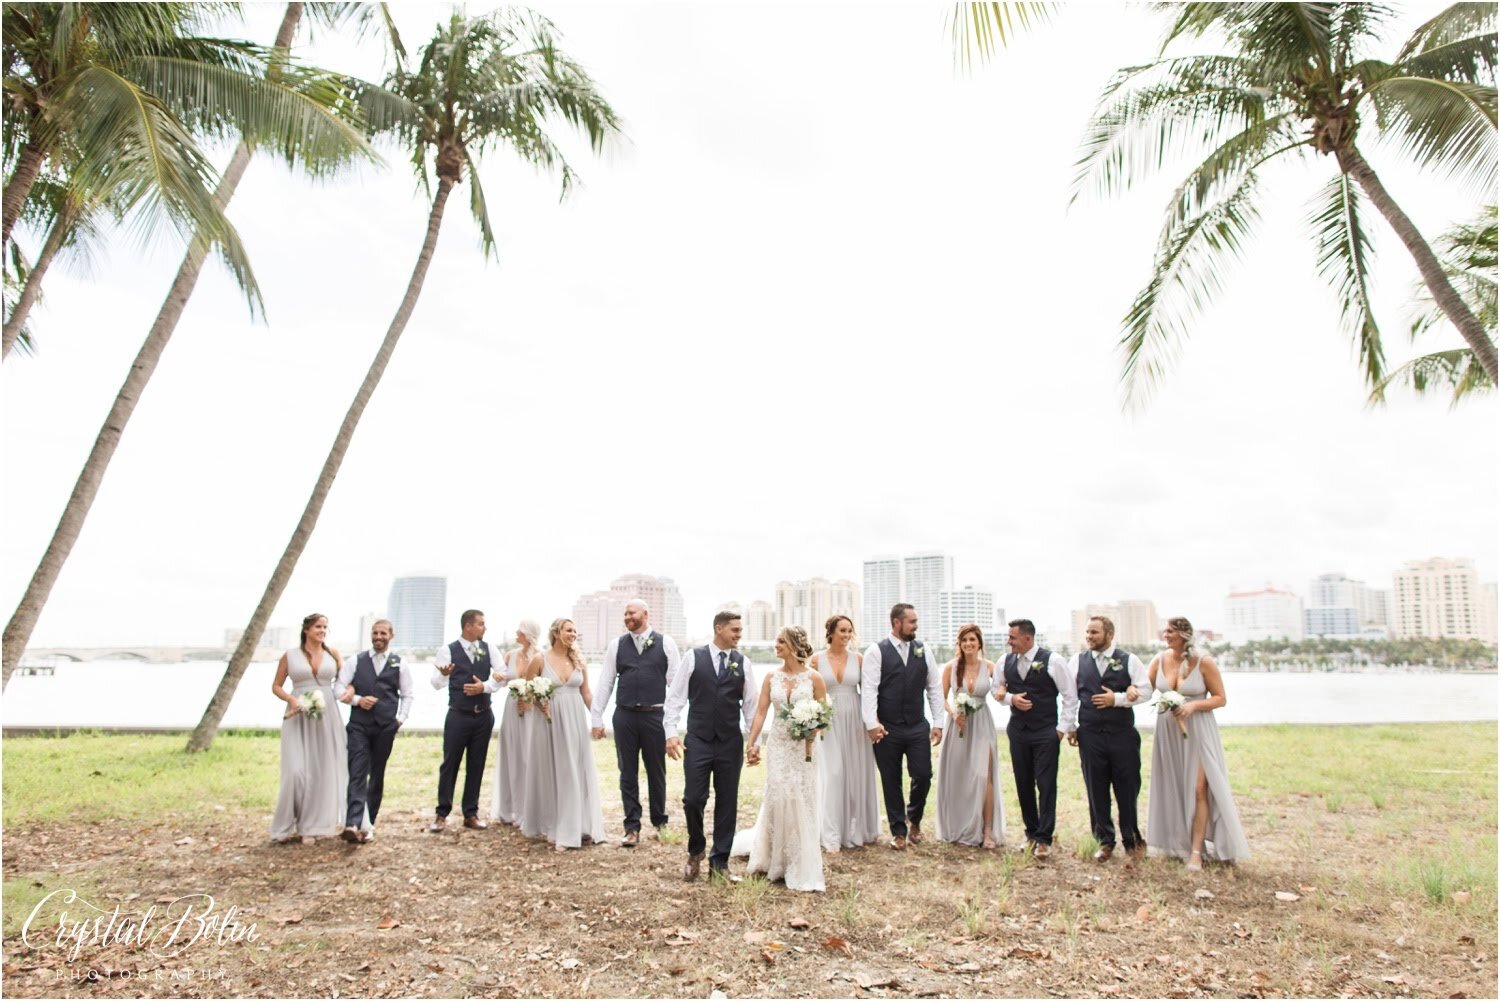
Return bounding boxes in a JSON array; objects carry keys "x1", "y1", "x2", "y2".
[
  {"x1": 1223, "y1": 586, "x2": 1304, "y2": 645},
  {"x1": 388, "y1": 575, "x2": 447, "y2": 649},
  {"x1": 938, "y1": 586, "x2": 994, "y2": 647},
  {"x1": 1482, "y1": 582, "x2": 1498, "y2": 646},
  {"x1": 902, "y1": 552, "x2": 954, "y2": 631},
  {"x1": 1070, "y1": 600, "x2": 1160, "y2": 650},
  {"x1": 746, "y1": 600, "x2": 776, "y2": 644},
  {"x1": 861, "y1": 557, "x2": 903, "y2": 639},
  {"x1": 1392, "y1": 558, "x2": 1488, "y2": 641},
  {"x1": 1303, "y1": 573, "x2": 1388, "y2": 638},
  {"x1": 776, "y1": 578, "x2": 860, "y2": 641},
  {"x1": 607, "y1": 573, "x2": 687, "y2": 647},
  {"x1": 572, "y1": 591, "x2": 627, "y2": 658}
]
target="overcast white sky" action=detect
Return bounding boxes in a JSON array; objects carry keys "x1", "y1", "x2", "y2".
[{"x1": 2, "y1": 1, "x2": 1495, "y2": 650}]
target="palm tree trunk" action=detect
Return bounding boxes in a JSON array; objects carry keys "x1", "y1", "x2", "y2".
[
  {"x1": 1338, "y1": 144, "x2": 1499, "y2": 384},
  {"x1": 2, "y1": 141, "x2": 47, "y2": 251},
  {"x1": 0, "y1": 4, "x2": 305, "y2": 687},
  {"x1": 186, "y1": 178, "x2": 456, "y2": 752},
  {"x1": 2, "y1": 201, "x2": 76, "y2": 359}
]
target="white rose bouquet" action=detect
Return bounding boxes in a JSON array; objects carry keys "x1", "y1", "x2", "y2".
[
  {"x1": 528, "y1": 676, "x2": 557, "y2": 723},
  {"x1": 1152, "y1": 690, "x2": 1188, "y2": 738},
  {"x1": 287, "y1": 689, "x2": 326, "y2": 720},
  {"x1": 947, "y1": 690, "x2": 985, "y2": 738},
  {"x1": 779, "y1": 697, "x2": 834, "y2": 762},
  {"x1": 506, "y1": 678, "x2": 531, "y2": 712}
]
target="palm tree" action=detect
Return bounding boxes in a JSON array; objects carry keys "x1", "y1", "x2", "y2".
[
  {"x1": 948, "y1": 2, "x2": 1056, "y2": 71},
  {"x1": 185, "y1": 8, "x2": 622, "y2": 751},
  {"x1": 1373, "y1": 203, "x2": 1496, "y2": 403},
  {"x1": 0, "y1": 3, "x2": 381, "y2": 685},
  {"x1": 1074, "y1": 2, "x2": 1497, "y2": 405}
]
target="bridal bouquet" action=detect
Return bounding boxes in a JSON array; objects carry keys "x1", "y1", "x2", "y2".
[
  {"x1": 506, "y1": 678, "x2": 531, "y2": 704},
  {"x1": 288, "y1": 689, "x2": 326, "y2": 720},
  {"x1": 528, "y1": 677, "x2": 557, "y2": 723},
  {"x1": 779, "y1": 698, "x2": 834, "y2": 761},
  {"x1": 1152, "y1": 690, "x2": 1188, "y2": 738},
  {"x1": 948, "y1": 690, "x2": 985, "y2": 737}
]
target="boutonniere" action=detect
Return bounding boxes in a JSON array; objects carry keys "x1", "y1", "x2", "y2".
[
  {"x1": 1028, "y1": 658, "x2": 1041, "y2": 673},
  {"x1": 387, "y1": 654, "x2": 401, "y2": 666},
  {"x1": 643, "y1": 636, "x2": 655, "y2": 651},
  {"x1": 727, "y1": 657, "x2": 742, "y2": 678},
  {"x1": 471, "y1": 644, "x2": 486, "y2": 661},
  {"x1": 913, "y1": 645, "x2": 925, "y2": 660},
  {"x1": 1107, "y1": 656, "x2": 1123, "y2": 671}
]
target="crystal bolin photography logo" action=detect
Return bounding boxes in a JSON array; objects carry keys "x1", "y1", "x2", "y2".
[{"x1": 22, "y1": 889, "x2": 259, "y2": 962}]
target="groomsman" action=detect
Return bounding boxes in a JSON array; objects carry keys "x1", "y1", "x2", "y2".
[
  {"x1": 861, "y1": 603, "x2": 945, "y2": 849},
  {"x1": 591, "y1": 600, "x2": 682, "y2": 846},
  {"x1": 335, "y1": 619, "x2": 413, "y2": 843},
  {"x1": 1068, "y1": 615, "x2": 1151, "y2": 861},
  {"x1": 663, "y1": 610, "x2": 756, "y2": 881},
  {"x1": 995, "y1": 618, "x2": 1078, "y2": 858},
  {"x1": 428, "y1": 609, "x2": 502, "y2": 832}
]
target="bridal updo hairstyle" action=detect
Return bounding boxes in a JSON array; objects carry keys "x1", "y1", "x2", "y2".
[
  {"x1": 779, "y1": 626, "x2": 814, "y2": 663},
  {"x1": 825, "y1": 614, "x2": 854, "y2": 644},
  {"x1": 1167, "y1": 616, "x2": 1197, "y2": 661}
]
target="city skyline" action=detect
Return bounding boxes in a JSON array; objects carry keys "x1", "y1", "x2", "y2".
[{"x1": 2, "y1": 4, "x2": 1492, "y2": 657}]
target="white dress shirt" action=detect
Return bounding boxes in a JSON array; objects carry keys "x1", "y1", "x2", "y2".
[
  {"x1": 859, "y1": 633, "x2": 946, "y2": 730},
  {"x1": 996, "y1": 642, "x2": 1080, "y2": 734},
  {"x1": 661, "y1": 642, "x2": 758, "y2": 740},
  {"x1": 590, "y1": 628, "x2": 683, "y2": 728},
  {"x1": 335, "y1": 649, "x2": 415, "y2": 724},
  {"x1": 1081, "y1": 644, "x2": 1152, "y2": 717},
  {"x1": 429, "y1": 638, "x2": 504, "y2": 693}
]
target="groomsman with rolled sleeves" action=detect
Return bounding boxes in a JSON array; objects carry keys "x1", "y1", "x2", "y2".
[
  {"x1": 861, "y1": 603, "x2": 946, "y2": 850},
  {"x1": 428, "y1": 609, "x2": 502, "y2": 832},
  {"x1": 994, "y1": 618, "x2": 1078, "y2": 858},
  {"x1": 591, "y1": 600, "x2": 682, "y2": 846},
  {"x1": 1067, "y1": 614, "x2": 1152, "y2": 861},
  {"x1": 335, "y1": 619, "x2": 413, "y2": 843}
]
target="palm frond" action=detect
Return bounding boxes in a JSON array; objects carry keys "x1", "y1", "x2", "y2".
[
  {"x1": 1397, "y1": 2, "x2": 1498, "y2": 63},
  {"x1": 1367, "y1": 76, "x2": 1498, "y2": 196},
  {"x1": 1389, "y1": 29, "x2": 1498, "y2": 82},
  {"x1": 1310, "y1": 174, "x2": 1385, "y2": 388},
  {"x1": 463, "y1": 148, "x2": 498, "y2": 258},
  {"x1": 1119, "y1": 170, "x2": 1263, "y2": 408},
  {"x1": 946, "y1": 2, "x2": 1056, "y2": 72},
  {"x1": 1369, "y1": 348, "x2": 1494, "y2": 404},
  {"x1": 1160, "y1": 110, "x2": 1307, "y2": 239},
  {"x1": 1409, "y1": 204, "x2": 1497, "y2": 340},
  {"x1": 1074, "y1": 55, "x2": 1281, "y2": 203}
]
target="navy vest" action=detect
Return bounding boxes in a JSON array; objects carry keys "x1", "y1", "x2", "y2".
[
  {"x1": 447, "y1": 639, "x2": 493, "y2": 712},
  {"x1": 875, "y1": 638, "x2": 930, "y2": 727},
  {"x1": 349, "y1": 651, "x2": 401, "y2": 725},
  {"x1": 685, "y1": 646, "x2": 746, "y2": 742},
  {"x1": 1002, "y1": 647, "x2": 1058, "y2": 736},
  {"x1": 615, "y1": 631, "x2": 670, "y2": 708},
  {"x1": 1076, "y1": 648, "x2": 1135, "y2": 733}
]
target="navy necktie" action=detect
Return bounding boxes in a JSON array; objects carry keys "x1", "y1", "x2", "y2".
[{"x1": 717, "y1": 651, "x2": 728, "y2": 680}]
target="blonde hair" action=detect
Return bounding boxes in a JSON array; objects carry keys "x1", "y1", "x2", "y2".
[
  {"x1": 778, "y1": 626, "x2": 814, "y2": 663},
  {"x1": 1167, "y1": 616, "x2": 1197, "y2": 661},
  {"x1": 548, "y1": 618, "x2": 585, "y2": 675},
  {"x1": 516, "y1": 619, "x2": 542, "y2": 649}
]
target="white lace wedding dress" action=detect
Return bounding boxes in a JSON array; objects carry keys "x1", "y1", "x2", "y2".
[{"x1": 734, "y1": 668, "x2": 825, "y2": 892}]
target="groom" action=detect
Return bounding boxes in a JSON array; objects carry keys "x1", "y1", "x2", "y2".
[
  {"x1": 861, "y1": 603, "x2": 945, "y2": 849},
  {"x1": 663, "y1": 610, "x2": 757, "y2": 882}
]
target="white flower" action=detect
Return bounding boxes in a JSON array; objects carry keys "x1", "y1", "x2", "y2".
[
  {"x1": 527, "y1": 677, "x2": 557, "y2": 700},
  {"x1": 1155, "y1": 690, "x2": 1186, "y2": 714}
]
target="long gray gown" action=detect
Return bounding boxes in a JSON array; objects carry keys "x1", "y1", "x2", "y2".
[
  {"x1": 490, "y1": 649, "x2": 528, "y2": 825},
  {"x1": 516, "y1": 671, "x2": 557, "y2": 841},
  {"x1": 545, "y1": 659, "x2": 605, "y2": 848},
  {"x1": 1146, "y1": 658, "x2": 1251, "y2": 863},
  {"x1": 269, "y1": 647, "x2": 349, "y2": 841},
  {"x1": 934, "y1": 660, "x2": 1005, "y2": 847},
  {"x1": 815, "y1": 649, "x2": 881, "y2": 849}
]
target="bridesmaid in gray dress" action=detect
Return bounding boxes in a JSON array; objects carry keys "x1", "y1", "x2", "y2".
[
  {"x1": 269, "y1": 614, "x2": 350, "y2": 843},
  {"x1": 935, "y1": 624, "x2": 1005, "y2": 849},
  {"x1": 524, "y1": 618, "x2": 605, "y2": 851},
  {"x1": 515, "y1": 663, "x2": 556, "y2": 843},
  {"x1": 812, "y1": 615, "x2": 881, "y2": 850},
  {"x1": 491, "y1": 620, "x2": 541, "y2": 826},
  {"x1": 1145, "y1": 617, "x2": 1250, "y2": 870}
]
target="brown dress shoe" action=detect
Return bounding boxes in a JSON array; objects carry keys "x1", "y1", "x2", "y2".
[
  {"x1": 340, "y1": 827, "x2": 362, "y2": 844},
  {"x1": 428, "y1": 817, "x2": 447, "y2": 833},
  {"x1": 683, "y1": 853, "x2": 703, "y2": 882},
  {"x1": 463, "y1": 816, "x2": 488, "y2": 830},
  {"x1": 1094, "y1": 845, "x2": 1114, "y2": 862},
  {"x1": 1034, "y1": 842, "x2": 1051, "y2": 859},
  {"x1": 622, "y1": 830, "x2": 640, "y2": 847},
  {"x1": 1128, "y1": 842, "x2": 1147, "y2": 860},
  {"x1": 907, "y1": 823, "x2": 923, "y2": 845},
  {"x1": 889, "y1": 835, "x2": 908, "y2": 850},
  {"x1": 359, "y1": 829, "x2": 373, "y2": 843}
]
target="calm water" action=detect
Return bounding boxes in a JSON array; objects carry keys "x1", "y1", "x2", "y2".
[{"x1": 2, "y1": 660, "x2": 1496, "y2": 732}]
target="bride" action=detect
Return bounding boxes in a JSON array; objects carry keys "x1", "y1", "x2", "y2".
[{"x1": 736, "y1": 626, "x2": 829, "y2": 892}]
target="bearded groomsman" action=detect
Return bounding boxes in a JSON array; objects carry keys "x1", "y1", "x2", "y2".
[
  {"x1": 1068, "y1": 615, "x2": 1151, "y2": 861},
  {"x1": 428, "y1": 609, "x2": 502, "y2": 832},
  {"x1": 591, "y1": 599, "x2": 682, "y2": 846},
  {"x1": 861, "y1": 603, "x2": 945, "y2": 849},
  {"x1": 335, "y1": 619, "x2": 413, "y2": 843},
  {"x1": 994, "y1": 618, "x2": 1077, "y2": 858}
]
